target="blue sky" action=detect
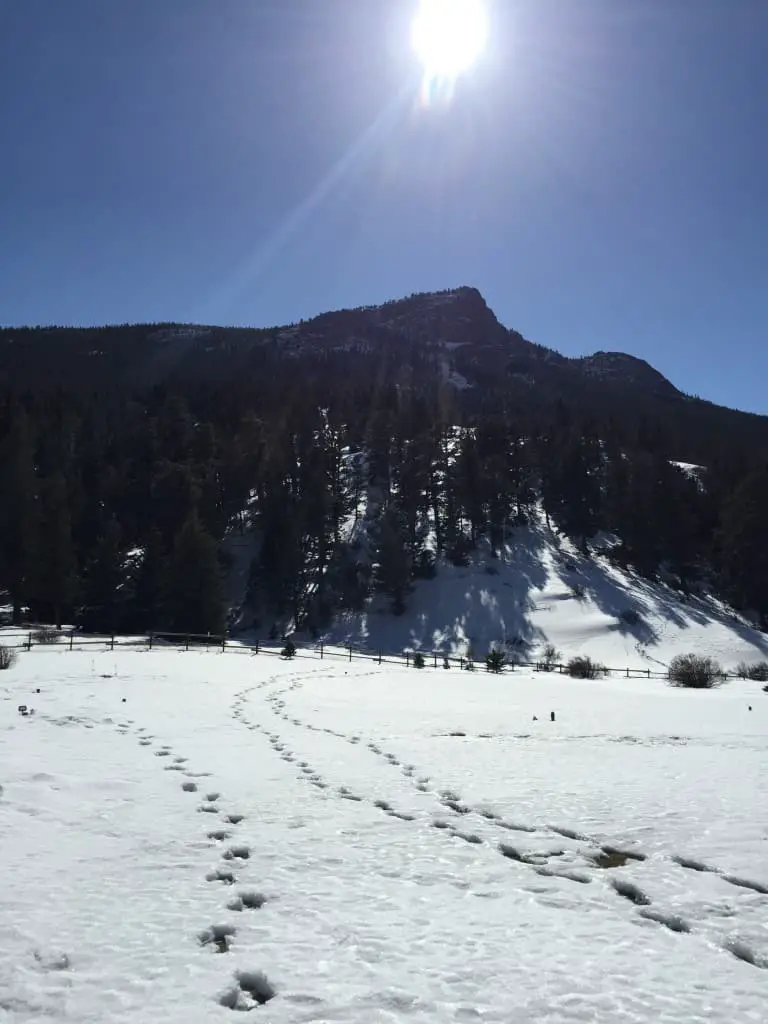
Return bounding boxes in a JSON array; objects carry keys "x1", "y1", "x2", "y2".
[{"x1": 1, "y1": 0, "x2": 766, "y2": 414}]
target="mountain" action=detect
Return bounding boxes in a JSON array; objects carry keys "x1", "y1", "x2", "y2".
[
  {"x1": 2, "y1": 286, "x2": 764, "y2": 464},
  {"x1": 2, "y1": 286, "x2": 768, "y2": 638}
]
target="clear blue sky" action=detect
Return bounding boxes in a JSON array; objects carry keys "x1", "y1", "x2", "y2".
[{"x1": 1, "y1": 1, "x2": 766, "y2": 413}]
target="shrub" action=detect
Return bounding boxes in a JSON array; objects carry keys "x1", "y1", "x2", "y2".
[
  {"x1": 33, "y1": 626, "x2": 61, "y2": 645},
  {"x1": 668, "y1": 654, "x2": 723, "y2": 689},
  {"x1": 0, "y1": 645, "x2": 18, "y2": 670},
  {"x1": 281, "y1": 638, "x2": 296, "y2": 659},
  {"x1": 567, "y1": 655, "x2": 608, "y2": 679},
  {"x1": 485, "y1": 648, "x2": 506, "y2": 673},
  {"x1": 540, "y1": 644, "x2": 561, "y2": 671},
  {"x1": 569, "y1": 583, "x2": 586, "y2": 600},
  {"x1": 412, "y1": 651, "x2": 425, "y2": 669},
  {"x1": 735, "y1": 660, "x2": 768, "y2": 682}
]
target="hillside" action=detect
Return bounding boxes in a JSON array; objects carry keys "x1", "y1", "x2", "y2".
[
  {"x1": 2, "y1": 286, "x2": 768, "y2": 642},
  {"x1": 281, "y1": 513, "x2": 768, "y2": 671}
]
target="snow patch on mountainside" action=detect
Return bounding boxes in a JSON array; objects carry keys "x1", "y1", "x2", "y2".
[{"x1": 319, "y1": 518, "x2": 768, "y2": 670}]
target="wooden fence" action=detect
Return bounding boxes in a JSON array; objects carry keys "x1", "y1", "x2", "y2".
[{"x1": 0, "y1": 625, "x2": 681, "y2": 680}]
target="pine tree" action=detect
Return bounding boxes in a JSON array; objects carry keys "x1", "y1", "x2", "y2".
[
  {"x1": 718, "y1": 469, "x2": 768, "y2": 620},
  {"x1": 161, "y1": 514, "x2": 225, "y2": 635},
  {"x1": 34, "y1": 472, "x2": 77, "y2": 628},
  {"x1": 374, "y1": 505, "x2": 412, "y2": 614},
  {"x1": 80, "y1": 517, "x2": 124, "y2": 633},
  {"x1": 0, "y1": 407, "x2": 38, "y2": 623}
]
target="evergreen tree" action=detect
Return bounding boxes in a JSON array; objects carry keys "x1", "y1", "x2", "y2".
[
  {"x1": 80, "y1": 517, "x2": 124, "y2": 633},
  {"x1": 0, "y1": 407, "x2": 38, "y2": 623},
  {"x1": 374, "y1": 504, "x2": 412, "y2": 614},
  {"x1": 161, "y1": 514, "x2": 225, "y2": 634},
  {"x1": 34, "y1": 472, "x2": 77, "y2": 628},
  {"x1": 717, "y1": 469, "x2": 768, "y2": 620}
]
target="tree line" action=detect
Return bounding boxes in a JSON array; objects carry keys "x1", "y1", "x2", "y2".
[{"x1": 0, "y1": 371, "x2": 766, "y2": 639}]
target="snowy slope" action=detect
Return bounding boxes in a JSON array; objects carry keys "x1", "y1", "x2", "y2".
[
  {"x1": 321, "y1": 520, "x2": 768, "y2": 671},
  {"x1": 1, "y1": 648, "x2": 766, "y2": 1022}
]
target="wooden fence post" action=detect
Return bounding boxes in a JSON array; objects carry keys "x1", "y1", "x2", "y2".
[
  {"x1": 433, "y1": 652, "x2": 438, "y2": 668},
  {"x1": 111, "y1": 635, "x2": 115, "y2": 651},
  {"x1": 186, "y1": 635, "x2": 190, "y2": 651},
  {"x1": 348, "y1": 645, "x2": 352, "y2": 662},
  {"x1": 406, "y1": 652, "x2": 410, "y2": 667},
  {"x1": 149, "y1": 632, "x2": 153, "y2": 650},
  {"x1": 27, "y1": 632, "x2": 32, "y2": 651},
  {"x1": 222, "y1": 634, "x2": 226, "y2": 652},
  {"x1": 378, "y1": 651, "x2": 382, "y2": 665},
  {"x1": 320, "y1": 643, "x2": 324, "y2": 659},
  {"x1": 69, "y1": 633, "x2": 74, "y2": 651}
]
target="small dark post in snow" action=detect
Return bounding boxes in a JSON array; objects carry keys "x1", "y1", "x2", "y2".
[
  {"x1": 122, "y1": 697, "x2": 127, "y2": 703},
  {"x1": 533, "y1": 715, "x2": 538, "y2": 721},
  {"x1": 748, "y1": 705, "x2": 752, "y2": 711},
  {"x1": 348, "y1": 645, "x2": 352, "y2": 663},
  {"x1": 550, "y1": 711, "x2": 555, "y2": 722}
]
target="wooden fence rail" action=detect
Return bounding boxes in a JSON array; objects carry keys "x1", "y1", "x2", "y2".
[{"x1": 0, "y1": 625, "x2": 691, "y2": 680}]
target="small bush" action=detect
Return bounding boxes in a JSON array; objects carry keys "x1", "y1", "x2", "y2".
[
  {"x1": 412, "y1": 651, "x2": 425, "y2": 669},
  {"x1": 618, "y1": 608, "x2": 642, "y2": 627},
  {"x1": 485, "y1": 648, "x2": 506, "y2": 673},
  {"x1": 0, "y1": 645, "x2": 18, "y2": 670},
  {"x1": 567, "y1": 655, "x2": 608, "y2": 679},
  {"x1": 540, "y1": 644, "x2": 561, "y2": 671},
  {"x1": 569, "y1": 583, "x2": 586, "y2": 600},
  {"x1": 735, "y1": 660, "x2": 768, "y2": 682},
  {"x1": 281, "y1": 638, "x2": 296, "y2": 659},
  {"x1": 668, "y1": 654, "x2": 723, "y2": 689},
  {"x1": 33, "y1": 626, "x2": 61, "y2": 645}
]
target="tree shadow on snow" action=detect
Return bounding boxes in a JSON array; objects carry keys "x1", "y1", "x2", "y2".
[
  {"x1": 327, "y1": 525, "x2": 549, "y2": 657},
  {"x1": 556, "y1": 548, "x2": 768, "y2": 660}
]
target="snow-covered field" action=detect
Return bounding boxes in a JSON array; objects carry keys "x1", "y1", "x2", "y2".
[{"x1": 1, "y1": 648, "x2": 767, "y2": 1023}]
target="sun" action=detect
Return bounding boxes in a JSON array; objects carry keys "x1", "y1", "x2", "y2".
[{"x1": 411, "y1": 0, "x2": 489, "y2": 82}]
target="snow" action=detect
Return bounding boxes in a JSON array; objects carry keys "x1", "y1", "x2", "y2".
[
  {"x1": 1, "y1": 646, "x2": 766, "y2": 1023},
  {"x1": 322, "y1": 521, "x2": 768, "y2": 672}
]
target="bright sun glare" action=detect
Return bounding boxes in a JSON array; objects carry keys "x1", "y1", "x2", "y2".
[{"x1": 411, "y1": 0, "x2": 489, "y2": 82}]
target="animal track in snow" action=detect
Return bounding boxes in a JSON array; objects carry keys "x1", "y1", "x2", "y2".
[
  {"x1": 638, "y1": 908, "x2": 691, "y2": 934},
  {"x1": 218, "y1": 969, "x2": 276, "y2": 1011},
  {"x1": 198, "y1": 804, "x2": 219, "y2": 814},
  {"x1": 226, "y1": 814, "x2": 245, "y2": 825},
  {"x1": 610, "y1": 878, "x2": 652, "y2": 906},
  {"x1": 228, "y1": 891, "x2": 268, "y2": 912},
  {"x1": 206, "y1": 867, "x2": 236, "y2": 885},
  {"x1": 181, "y1": 781, "x2": 198, "y2": 792},
  {"x1": 208, "y1": 829, "x2": 231, "y2": 842},
  {"x1": 198, "y1": 923, "x2": 236, "y2": 953},
  {"x1": 223, "y1": 845, "x2": 251, "y2": 861}
]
